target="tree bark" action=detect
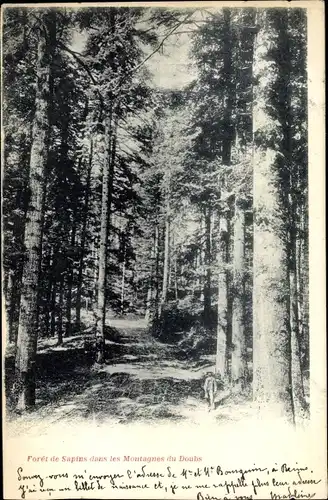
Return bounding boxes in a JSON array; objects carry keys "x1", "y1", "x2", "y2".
[
  {"x1": 120, "y1": 237, "x2": 126, "y2": 315},
  {"x1": 158, "y1": 217, "x2": 170, "y2": 316},
  {"x1": 289, "y1": 180, "x2": 308, "y2": 422},
  {"x1": 65, "y1": 220, "x2": 77, "y2": 337},
  {"x1": 230, "y1": 9, "x2": 256, "y2": 390},
  {"x1": 50, "y1": 279, "x2": 57, "y2": 337},
  {"x1": 252, "y1": 11, "x2": 294, "y2": 423},
  {"x1": 145, "y1": 221, "x2": 162, "y2": 325},
  {"x1": 7, "y1": 145, "x2": 31, "y2": 345},
  {"x1": 215, "y1": 9, "x2": 234, "y2": 379},
  {"x1": 231, "y1": 198, "x2": 248, "y2": 388},
  {"x1": 174, "y1": 243, "x2": 179, "y2": 301},
  {"x1": 7, "y1": 269, "x2": 21, "y2": 344},
  {"x1": 145, "y1": 279, "x2": 152, "y2": 324},
  {"x1": 299, "y1": 203, "x2": 309, "y2": 374},
  {"x1": 289, "y1": 264, "x2": 308, "y2": 423},
  {"x1": 216, "y1": 214, "x2": 228, "y2": 378},
  {"x1": 14, "y1": 20, "x2": 52, "y2": 410},
  {"x1": 76, "y1": 139, "x2": 93, "y2": 330},
  {"x1": 153, "y1": 225, "x2": 160, "y2": 326},
  {"x1": 57, "y1": 278, "x2": 64, "y2": 346},
  {"x1": 95, "y1": 113, "x2": 115, "y2": 364},
  {"x1": 158, "y1": 178, "x2": 171, "y2": 319},
  {"x1": 43, "y1": 248, "x2": 53, "y2": 338},
  {"x1": 203, "y1": 205, "x2": 212, "y2": 326}
]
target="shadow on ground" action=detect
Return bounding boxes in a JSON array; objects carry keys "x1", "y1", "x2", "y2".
[
  {"x1": 73, "y1": 372, "x2": 205, "y2": 424},
  {"x1": 5, "y1": 323, "x2": 211, "y2": 426}
]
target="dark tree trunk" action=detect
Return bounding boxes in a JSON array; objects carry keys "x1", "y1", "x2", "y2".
[
  {"x1": 50, "y1": 279, "x2": 57, "y2": 338},
  {"x1": 14, "y1": 14, "x2": 53, "y2": 410},
  {"x1": 65, "y1": 220, "x2": 77, "y2": 337},
  {"x1": 216, "y1": 213, "x2": 229, "y2": 378},
  {"x1": 43, "y1": 249, "x2": 53, "y2": 338},
  {"x1": 231, "y1": 198, "x2": 248, "y2": 388},
  {"x1": 153, "y1": 225, "x2": 160, "y2": 326},
  {"x1": 158, "y1": 192, "x2": 170, "y2": 319},
  {"x1": 230, "y1": 9, "x2": 255, "y2": 390},
  {"x1": 57, "y1": 278, "x2": 64, "y2": 346},
  {"x1": 76, "y1": 140, "x2": 93, "y2": 331},
  {"x1": 95, "y1": 113, "x2": 115, "y2": 364},
  {"x1": 203, "y1": 205, "x2": 212, "y2": 327}
]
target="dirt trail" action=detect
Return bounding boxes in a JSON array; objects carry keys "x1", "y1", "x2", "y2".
[{"x1": 5, "y1": 318, "x2": 252, "y2": 437}]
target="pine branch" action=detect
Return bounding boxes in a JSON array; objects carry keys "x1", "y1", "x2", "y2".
[
  {"x1": 59, "y1": 42, "x2": 98, "y2": 86},
  {"x1": 59, "y1": 41, "x2": 105, "y2": 112},
  {"x1": 199, "y1": 9, "x2": 218, "y2": 19},
  {"x1": 124, "y1": 11, "x2": 197, "y2": 77}
]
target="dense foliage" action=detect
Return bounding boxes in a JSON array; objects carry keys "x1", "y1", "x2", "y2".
[{"x1": 3, "y1": 6, "x2": 308, "y2": 424}]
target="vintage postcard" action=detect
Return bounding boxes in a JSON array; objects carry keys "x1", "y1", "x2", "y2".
[{"x1": 2, "y1": 1, "x2": 326, "y2": 499}]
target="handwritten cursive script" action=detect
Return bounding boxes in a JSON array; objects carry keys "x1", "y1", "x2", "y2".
[{"x1": 15, "y1": 462, "x2": 322, "y2": 499}]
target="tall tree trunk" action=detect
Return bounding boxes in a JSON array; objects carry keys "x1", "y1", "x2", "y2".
[
  {"x1": 158, "y1": 178, "x2": 171, "y2": 319},
  {"x1": 153, "y1": 225, "x2": 160, "y2": 326},
  {"x1": 231, "y1": 198, "x2": 248, "y2": 388},
  {"x1": 174, "y1": 241, "x2": 179, "y2": 301},
  {"x1": 203, "y1": 205, "x2": 212, "y2": 327},
  {"x1": 7, "y1": 175, "x2": 30, "y2": 345},
  {"x1": 252, "y1": 11, "x2": 294, "y2": 423},
  {"x1": 199, "y1": 215, "x2": 205, "y2": 303},
  {"x1": 7, "y1": 269, "x2": 21, "y2": 344},
  {"x1": 299, "y1": 203, "x2": 309, "y2": 374},
  {"x1": 289, "y1": 7, "x2": 308, "y2": 388},
  {"x1": 65, "y1": 218, "x2": 77, "y2": 337},
  {"x1": 14, "y1": 20, "x2": 52, "y2": 410},
  {"x1": 158, "y1": 216, "x2": 170, "y2": 318},
  {"x1": 120, "y1": 238, "x2": 126, "y2": 315},
  {"x1": 215, "y1": 9, "x2": 234, "y2": 380},
  {"x1": 50, "y1": 279, "x2": 57, "y2": 337},
  {"x1": 43, "y1": 248, "x2": 53, "y2": 338},
  {"x1": 76, "y1": 140, "x2": 93, "y2": 330},
  {"x1": 289, "y1": 262, "x2": 308, "y2": 423},
  {"x1": 145, "y1": 223, "x2": 161, "y2": 325},
  {"x1": 57, "y1": 278, "x2": 64, "y2": 346},
  {"x1": 145, "y1": 279, "x2": 152, "y2": 324},
  {"x1": 95, "y1": 113, "x2": 115, "y2": 364},
  {"x1": 216, "y1": 214, "x2": 228, "y2": 378},
  {"x1": 289, "y1": 187, "x2": 308, "y2": 422},
  {"x1": 230, "y1": 10, "x2": 255, "y2": 390}
]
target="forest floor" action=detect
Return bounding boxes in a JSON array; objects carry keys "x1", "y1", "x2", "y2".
[{"x1": 5, "y1": 317, "x2": 256, "y2": 437}]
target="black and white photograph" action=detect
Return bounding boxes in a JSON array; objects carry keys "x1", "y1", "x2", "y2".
[{"x1": 1, "y1": 2, "x2": 326, "y2": 499}]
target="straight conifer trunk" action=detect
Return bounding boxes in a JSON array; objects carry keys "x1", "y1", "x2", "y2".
[
  {"x1": 158, "y1": 177, "x2": 171, "y2": 319},
  {"x1": 289, "y1": 265, "x2": 308, "y2": 423},
  {"x1": 145, "y1": 280, "x2": 152, "y2": 324},
  {"x1": 290, "y1": 185, "x2": 308, "y2": 422},
  {"x1": 65, "y1": 222, "x2": 77, "y2": 337},
  {"x1": 120, "y1": 239, "x2": 126, "y2": 315},
  {"x1": 14, "y1": 23, "x2": 52, "y2": 410},
  {"x1": 252, "y1": 11, "x2": 294, "y2": 422},
  {"x1": 230, "y1": 10, "x2": 255, "y2": 390},
  {"x1": 153, "y1": 225, "x2": 160, "y2": 325},
  {"x1": 158, "y1": 217, "x2": 170, "y2": 317},
  {"x1": 57, "y1": 278, "x2": 64, "y2": 345},
  {"x1": 203, "y1": 206, "x2": 212, "y2": 326},
  {"x1": 231, "y1": 198, "x2": 247, "y2": 387},
  {"x1": 216, "y1": 9, "x2": 234, "y2": 379},
  {"x1": 76, "y1": 139, "x2": 93, "y2": 330},
  {"x1": 216, "y1": 214, "x2": 228, "y2": 378},
  {"x1": 95, "y1": 113, "x2": 113, "y2": 364}
]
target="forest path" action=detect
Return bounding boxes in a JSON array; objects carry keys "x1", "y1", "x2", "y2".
[{"x1": 5, "y1": 318, "x2": 252, "y2": 437}]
